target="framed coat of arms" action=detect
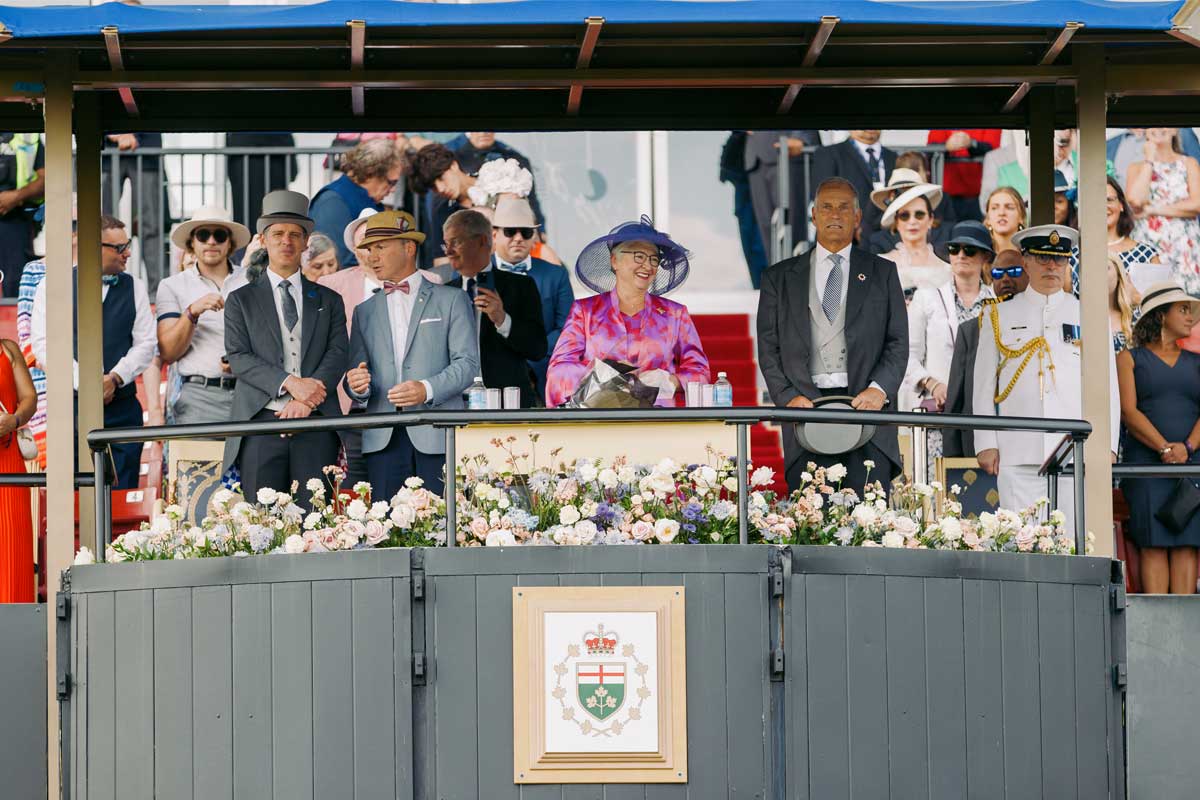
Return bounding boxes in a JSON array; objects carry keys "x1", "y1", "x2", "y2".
[{"x1": 512, "y1": 586, "x2": 687, "y2": 783}]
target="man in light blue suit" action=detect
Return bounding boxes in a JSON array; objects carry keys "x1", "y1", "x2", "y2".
[
  {"x1": 491, "y1": 196, "x2": 574, "y2": 402},
  {"x1": 345, "y1": 210, "x2": 478, "y2": 499}
]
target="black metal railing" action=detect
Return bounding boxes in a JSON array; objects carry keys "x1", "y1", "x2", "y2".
[{"x1": 85, "y1": 408, "x2": 1091, "y2": 559}]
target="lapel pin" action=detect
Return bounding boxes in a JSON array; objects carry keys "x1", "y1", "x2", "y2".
[{"x1": 857, "y1": 273, "x2": 866, "y2": 281}]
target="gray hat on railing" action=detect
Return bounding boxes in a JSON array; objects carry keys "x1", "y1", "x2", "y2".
[{"x1": 257, "y1": 190, "x2": 314, "y2": 235}]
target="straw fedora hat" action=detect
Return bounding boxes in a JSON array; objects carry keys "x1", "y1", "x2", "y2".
[
  {"x1": 358, "y1": 210, "x2": 426, "y2": 248},
  {"x1": 170, "y1": 205, "x2": 251, "y2": 251},
  {"x1": 256, "y1": 189, "x2": 314, "y2": 235},
  {"x1": 869, "y1": 168, "x2": 924, "y2": 211},
  {"x1": 880, "y1": 183, "x2": 944, "y2": 229},
  {"x1": 492, "y1": 195, "x2": 539, "y2": 229},
  {"x1": 1135, "y1": 281, "x2": 1200, "y2": 330}
]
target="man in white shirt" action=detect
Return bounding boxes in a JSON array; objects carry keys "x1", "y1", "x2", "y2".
[
  {"x1": 757, "y1": 177, "x2": 909, "y2": 495},
  {"x1": 973, "y1": 224, "x2": 1119, "y2": 530},
  {"x1": 31, "y1": 215, "x2": 156, "y2": 488},
  {"x1": 345, "y1": 210, "x2": 477, "y2": 498}
]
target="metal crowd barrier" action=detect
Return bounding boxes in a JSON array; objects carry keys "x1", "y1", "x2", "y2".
[{"x1": 86, "y1": 407, "x2": 1091, "y2": 558}]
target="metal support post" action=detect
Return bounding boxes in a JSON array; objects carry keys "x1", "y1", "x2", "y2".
[
  {"x1": 92, "y1": 450, "x2": 111, "y2": 558},
  {"x1": 1048, "y1": 467, "x2": 1059, "y2": 513},
  {"x1": 1073, "y1": 437, "x2": 1087, "y2": 555},
  {"x1": 737, "y1": 422, "x2": 749, "y2": 544},
  {"x1": 773, "y1": 133, "x2": 792, "y2": 262},
  {"x1": 444, "y1": 427, "x2": 457, "y2": 547},
  {"x1": 1028, "y1": 87, "x2": 1057, "y2": 226}
]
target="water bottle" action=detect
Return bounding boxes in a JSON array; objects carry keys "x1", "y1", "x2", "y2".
[
  {"x1": 713, "y1": 372, "x2": 733, "y2": 407},
  {"x1": 466, "y1": 377, "x2": 487, "y2": 410}
]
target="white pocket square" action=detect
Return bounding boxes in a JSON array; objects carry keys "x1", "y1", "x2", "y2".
[{"x1": 419, "y1": 317, "x2": 443, "y2": 324}]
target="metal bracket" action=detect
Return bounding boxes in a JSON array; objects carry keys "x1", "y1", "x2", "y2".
[
  {"x1": 768, "y1": 549, "x2": 787, "y2": 680},
  {"x1": 1113, "y1": 662, "x2": 1128, "y2": 689},
  {"x1": 55, "y1": 591, "x2": 72, "y2": 700},
  {"x1": 769, "y1": 562, "x2": 785, "y2": 599},
  {"x1": 413, "y1": 653, "x2": 426, "y2": 681},
  {"x1": 1110, "y1": 584, "x2": 1126, "y2": 613},
  {"x1": 771, "y1": 647, "x2": 785, "y2": 678},
  {"x1": 412, "y1": 571, "x2": 425, "y2": 601},
  {"x1": 411, "y1": 554, "x2": 427, "y2": 685},
  {"x1": 56, "y1": 592, "x2": 70, "y2": 621}
]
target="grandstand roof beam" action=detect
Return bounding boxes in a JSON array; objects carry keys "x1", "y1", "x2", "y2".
[
  {"x1": 778, "y1": 15, "x2": 838, "y2": 115},
  {"x1": 101, "y1": 26, "x2": 138, "y2": 117},
  {"x1": 1003, "y1": 21, "x2": 1082, "y2": 112},
  {"x1": 567, "y1": 16, "x2": 604, "y2": 116},
  {"x1": 348, "y1": 19, "x2": 365, "y2": 116}
]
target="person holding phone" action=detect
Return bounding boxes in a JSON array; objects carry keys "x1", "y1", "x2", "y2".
[{"x1": 442, "y1": 208, "x2": 546, "y2": 408}]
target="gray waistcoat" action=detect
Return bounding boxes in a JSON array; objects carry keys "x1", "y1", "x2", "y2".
[
  {"x1": 808, "y1": 263, "x2": 848, "y2": 381},
  {"x1": 266, "y1": 284, "x2": 302, "y2": 411}
]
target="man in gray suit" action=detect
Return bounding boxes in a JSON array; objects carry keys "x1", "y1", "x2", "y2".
[
  {"x1": 345, "y1": 210, "x2": 478, "y2": 499},
  {"x1": 757, "y1": 177, "x2": 909, "y2": 494},
  {"x1": 223, "y1": 190, "x2": 348, "y2": 507}
]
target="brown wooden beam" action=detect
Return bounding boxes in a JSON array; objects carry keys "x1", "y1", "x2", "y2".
[
  {"x1": 348, "y1": 19, "x2": 365, "y2": 116},
  {"x1": 779, "y1": 15, "x2": 838, "y2": 115},
  {"x1": 1002, "y1": 21, "x2": 1082, "y2": 113},
  {"x1": 102, "y1": 26, "x2": 138, "y2": 117},
  {"x1": 567, "y1": 16, "x2": 604, "y2": 116}
]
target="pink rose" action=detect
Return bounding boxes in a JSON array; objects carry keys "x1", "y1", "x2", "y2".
[
  {"x1": 364, "y1": 520, "x2": 387, "y2": 546},
  {"x1": 469, "y1": 518, "x2": 489, "y2": 539},
  {"x1": 631, "y1": 521, "x2": 654, "y2": 541}
]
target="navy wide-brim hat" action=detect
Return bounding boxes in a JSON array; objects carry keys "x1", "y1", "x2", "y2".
[
  {"x1": 575, "y1": 215, "x2": 690, "y2": 296},
  {"x1": 946, "y1": 220, "x2": 994, "y2": 253}
]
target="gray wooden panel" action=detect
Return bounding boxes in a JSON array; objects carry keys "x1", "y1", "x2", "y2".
[
  {"x1": 685, "y1": 571, "x2": 728, "y2": 798},
  {"x1": 311, "y1": 580, "x2": 354, "y2": 800},
  {"x1": 74, "y1": 593, "x2": 88, "y2": 800},
  {"x1": 924, "y1": 577, "x2": 967, "y2": 800},
  {"x1": 846, "y1": 574, "x2": 888, "y2": 800},
  {"x1": 113, "y1": 591, "x2": 154, "y2": 800},
  {"x1": 86, "y1": 592, "x2": 116, "y2": 800},
  {"x1": 637, "y1": 573, "x2": 686, "y2": 800},
  {"x1": 999, "y1": 581, "x2": 1041, "y2": 800},
  {"x1": 885, "y1": 576, "x2": 929, "y2": 799},
  {"x1": 515, "y1": 573, "x2": 561, "y2": 800},
  {"x1": 392, "y1": 576, "x2": 414, "y2": 800},
  {"x1": 786, "y1": 569, "x2": 809, "y2": 800},
  {"x1": 804, "y1": 574, "x2": 849, "y2": 798},
  {"x1": 475, "y1": 574, "x2": 520, "y2": 800},
  {"x1": 0, "y1": 604, "x2": 46, "y2": 800},
  {"x1": 192, "y1": 585, "x2": 234, "y2": 800},
  {"x1": 1071, "y1": 586, "x2": 1109, "y2": 800},
  {"x1": 724, "y1": 572, "x2": 766, "y2": 800},
  {"x1": 433, "y1": 575, "x2": 478, "y2": 800},
  {"x1": 962, "y1": 579, "x2": 1004, "y2": 799},
  {"x1": 353, "y1": 578, "x2": 399, "y2": 800},
  {"x1": 271, "y1": 581, "x2": 314, "y2": 800},
  {"x1": 232, "y1": 583, "x2": 272, "y2": 799},
  {"x1": 1037, "y1": 581, "x2": 1078, "y2": 798},
  {"x1": 154, "y1": 587, "x2": 195, "y2": 800}
]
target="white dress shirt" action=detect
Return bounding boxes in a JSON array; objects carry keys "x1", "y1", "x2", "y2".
[
  {"x1": 31, "y1": 270, "x2": 156, "y2": 391},
  {"x1": 461, "y1": 263, "x2": 512, "y2": 338},
  {"x1": 851, "y1": 138, "x2": 886, "y2": 187},
  {"x1": 382, "y1": 273, "x2": 434, "y2": 402}
]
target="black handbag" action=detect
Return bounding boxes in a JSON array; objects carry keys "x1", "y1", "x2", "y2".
[{"x1": 1155, "y1": 477, "x2": 1200, "y2": 533}]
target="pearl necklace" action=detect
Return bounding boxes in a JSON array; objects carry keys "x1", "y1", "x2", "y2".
[{"x1": 1108, "y1": 235, "x2": 1127, "y2": 247}]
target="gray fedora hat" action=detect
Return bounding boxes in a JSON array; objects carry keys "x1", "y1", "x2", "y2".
[
  {"x1": 257, "y1": 189, "x2": 314, "y2": 235},
  {"x1": 793, "y1": 395, "x2": 876, "y2": 455}
]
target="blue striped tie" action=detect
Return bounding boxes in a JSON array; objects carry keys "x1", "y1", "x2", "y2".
[{"x1": 821, "y1": 253, "x2": 843, "y2": 323}]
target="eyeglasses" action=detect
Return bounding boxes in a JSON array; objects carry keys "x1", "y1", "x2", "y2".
[
  {"x1": 947, "y1": 244, "x2": 982, "y2": 257},
  {"x1": 990, "y1": 266, "x2": 1025, "y2": 280},
  {"x1": 441, "y1": 237, "x2": 476, "y2": 253},
  {"x1": 499, "y1": 227, "x2": 535, "y2": 240},
  {"x1": 896, "y1": 210, "x2": 928, "y2": 222},
  {"x1": 1055, "y1": 138, "x2": 1072, "y2": 148},
  {"x1": 101, "y1": 241, "x2": 132, "y2": 255},
  {"x1": 1032, "y1": 253, "x2": 1067, "y2": 265},
  {"x1": 622, "y1": 251, "x2": 661, "y2": 268},
  {"x1": 194, "y1": 227, "x2": 230, "y2": 245}
]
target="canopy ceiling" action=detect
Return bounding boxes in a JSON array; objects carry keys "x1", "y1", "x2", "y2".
[{"x1": 0, "y1": 0, "x2": 1196, "y2": 132}]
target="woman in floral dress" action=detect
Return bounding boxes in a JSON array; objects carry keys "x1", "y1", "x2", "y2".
[{"x1": 1127, "y1": 128, "x2": 1200, "y2": 296}]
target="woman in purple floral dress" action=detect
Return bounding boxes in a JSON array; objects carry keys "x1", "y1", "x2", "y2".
[
  {"x1": 1128, "y1": 128, "x2": 1200, "y2": 297},
  {"x1": 546, "y1": 217, "x2": 710, "y2": 407}
]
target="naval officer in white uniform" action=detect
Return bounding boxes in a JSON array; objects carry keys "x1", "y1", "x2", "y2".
[{"x1": 972, "y1": 224, "x2": 1119, "y2": 529}]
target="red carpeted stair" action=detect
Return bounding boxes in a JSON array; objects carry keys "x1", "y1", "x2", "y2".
[{"x1": 691, "y1": 313, "x2": 788, "y2": 496}]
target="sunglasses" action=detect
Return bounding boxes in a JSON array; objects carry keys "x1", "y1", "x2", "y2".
[
  {"x1": 101, "y1": 241, "x2": 132, "y2": 255},
  {"x1": 990, "y1": 266, "x2": 1025, "y2": 280},
  {"x1": 947, "y1": 244, "x2": 983, "y2": 257},
  {"x1": 896, "y1": 210, "x2": 928, "y2": 222},
  {"x1": 1055, "y1": 139, "x2": 1072, "y2": 148},
  {"x1": 194, "y1": 227, "x2": 231, "y2": 245},
  {"x1": 499, "y1": 227, "x2": 535, "y2": 240}
]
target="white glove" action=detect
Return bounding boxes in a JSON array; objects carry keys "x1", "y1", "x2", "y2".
[{"x1": 638, "y1": 369, "x2": 677, "y2": 403}]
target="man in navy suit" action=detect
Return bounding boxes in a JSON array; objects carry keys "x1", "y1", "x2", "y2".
[
  {"x1": 811, "y1": 131, "x2": 897, "y2": 242},
  {"x1": 491, "y1": 196, "x2": 573, "y2": 402}
]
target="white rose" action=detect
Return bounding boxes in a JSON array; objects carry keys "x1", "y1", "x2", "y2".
[
  {"x1": 750, "y1": 466, "x2": 774, "y2": 487},
  {"x1": 559, "y1": 505, "x2": 581, "y2": 525},
  {"x1": 825, "y1": 463, "x2": 848, "y2": 483},
  {"x1": 881, "y1": 531, "x2": 904, "y2": 548},
  {"x1": 618, "y1": 466, "x2": 637, "y2": 484},
  {"x1": 655, "y1": 458, "x2": 678, "y2": 474},
  {"x1": 405, "y1": 476, "x2": 424, "y2": 489},
  {"x1": 498, "y1": 496, "x2": 511, "y2": 510},
  {"x1": 256, "y1": 487, "x2": 278, "y2": 505},
  {"x1": 346, "y1": 499, "x2": 368, "y2": 521},
  {"x1": 574, "y1": 520, "x2": 599, "y2": 544},
  {"x1": 283, "y1": 534, "x2": 306, "y2": 554},
  {"x1": 578, "y1": 462, "x2": 599, "y2": 483},
  {"x1": 598, "y1": 468, "x2": 619, "y2": 489},
  {"x1": 370, "y1": 501, "x2": 390, "y2": 519},
  {"x1": 304, "y1": 512, "x2": 322, "y2": 530},
  {"x1": 940, "y1": 517, "x2": 963, "y2": 543},
  {"x1": 851, "y1": 504, "x2": 878, "y2": 528},
  {"x1": 485, "y1": 529, "x2": 517, "y2": 547},
  {"x1": 390, "y1": 504, "x2": 416, "y2": 529},
  {"x1": 654, "y1": 518, "x2": 680, "y2": 544},
  {"x1": 73, "y1": 547, "x2": 95, "y2": 565}
]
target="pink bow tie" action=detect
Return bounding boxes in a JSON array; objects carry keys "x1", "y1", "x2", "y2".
[{"x1": 381, "y1": 280, "x2": 410, "y2": 295}]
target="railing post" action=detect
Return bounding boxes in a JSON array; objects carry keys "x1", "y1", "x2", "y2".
[
  {"x1": 444, "y1": 426, "x2": 457, "y2": 548},
  {"x1": 1073, "y1": 436, "x2": 1087, "y2": 555},
  {"x1": 93, "y1": 449, "x2": 110, "y2": 561},
  {"x1": 1048, "y1": 465, "x2": 1059, "y2": 514},
  {"x1": 737, "y1": 422, "x2": 749, "y2": 544}
]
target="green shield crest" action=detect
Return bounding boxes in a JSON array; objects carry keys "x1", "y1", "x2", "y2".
[{"x1": 576, "y1": 662, "x2": 626, "y2": 721}]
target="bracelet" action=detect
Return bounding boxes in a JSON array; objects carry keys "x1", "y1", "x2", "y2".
[
  {"x1": 1188, "y1": 442, "x2": 1196, "y2": 456},
  {"x1": 186, "y1": 306, "x2": 200, "y2": 325}
]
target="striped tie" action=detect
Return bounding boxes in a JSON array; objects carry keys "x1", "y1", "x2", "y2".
[{"x1": 821, "y1": 253, "x2": 843, "y2": 323}]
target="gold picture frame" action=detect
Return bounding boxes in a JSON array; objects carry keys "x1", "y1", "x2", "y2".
[{"x1": 512, "y1": 586, "x2": 687, "y2": 784}]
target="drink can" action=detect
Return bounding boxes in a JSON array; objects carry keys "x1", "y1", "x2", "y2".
[
  {"x1": 503, "y1": 386, "x2": 521, "y2": 409},
  {"x1": 686, "y1": 381, "x2": 703, "y2": 407}
]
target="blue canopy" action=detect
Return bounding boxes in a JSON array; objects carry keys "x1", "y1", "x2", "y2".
[{"x1": 0, "y1": 0, "x2": 1186, "y2": 39}]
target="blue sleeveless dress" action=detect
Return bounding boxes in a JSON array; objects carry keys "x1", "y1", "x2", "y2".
[{"x1": 1120, "y1": 348, "x2": 1200, "y2": 547}]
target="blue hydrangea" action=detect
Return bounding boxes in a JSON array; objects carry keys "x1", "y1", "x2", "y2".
[
  {"x1": 710, "y1": 501, "x2": 735, "y2": 521},
  {"x1": 247, "y1": 525, "x2": 274, "y2": 553}
]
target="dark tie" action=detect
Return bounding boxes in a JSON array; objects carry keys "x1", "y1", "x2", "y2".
[
  {"x1": 277, "y1": 280, "x2": 298, "y2": 332},
  {"x1": 381, "y1": 280, "x2": 410, "y2": 295},
  {"x1": 866, "y1": 147, "x2": 880, "y2": 184},
  {"x1": 466, "y1": 277, "x2": 477, "y2": 301},
  {"x1": 101, "y1": 274, "x2": 118, "y2": 286}
]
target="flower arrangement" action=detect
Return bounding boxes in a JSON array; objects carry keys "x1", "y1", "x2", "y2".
[
  {"x1": 75, "y1": 445, "x2": 1085, "y2": 564},
  {"x1": 466, "y1": 158, "x2": 534, "y2": 208}
]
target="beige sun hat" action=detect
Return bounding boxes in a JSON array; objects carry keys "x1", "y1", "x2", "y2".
[
  {"x1": 170, "y1": 205, "x2": 252, "y2": 251},
  {"x1": 343, "y1": 207, "x2": 377, "y2": 253},
  {"x1": 1136, "y1": 281, "x2": 1200, "y2": 328},
  {"x1": 869, "y1": 168, "x2": 924, "y2": 211},
  {"x1": 491, "y1": 195, "x2": 539, "y2": 229},
  {"x1": 880, "y1": 183, "x2": 944, "y2": 229}
]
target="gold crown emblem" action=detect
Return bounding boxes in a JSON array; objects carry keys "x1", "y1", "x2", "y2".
[{"x1": 1048, "y1": 230, "x2": 1061, "y2": 245}]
